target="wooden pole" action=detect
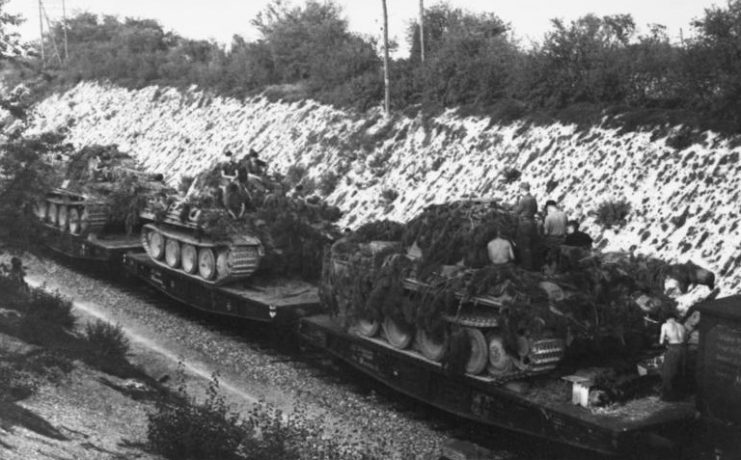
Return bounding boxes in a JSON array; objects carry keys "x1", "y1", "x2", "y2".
[
  {"x1": 62, "y1": 0, "x2": 69, "y2": 61},
  {"x1": 419, "y1": 0, "x2": 425, "y2": 62},
  {"x1": 38, "y1": 0, "x2": 45, "y2": 67},
  {"x1": 382, "y1": 0, "x2": 390, "y2": 114}
]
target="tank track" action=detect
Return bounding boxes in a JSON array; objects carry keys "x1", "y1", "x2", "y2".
[{"x1": 141, "y1": 223, "x2": 263, "y2": 285}]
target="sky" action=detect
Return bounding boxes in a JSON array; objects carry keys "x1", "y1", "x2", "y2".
[{"x1": 6, "y1": 0, "x2": 726, "y2": 53}]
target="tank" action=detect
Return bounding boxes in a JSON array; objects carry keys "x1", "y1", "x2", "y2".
[
  {"x1": 140, "y1": 154, "x2": 341, "y2": 286},
  {"x1": 322, "y1": 200, "x2": 681, "y2": 380},
  {"x1": 140, "y1": 201, "x2": 264, "y2": 285},
  {"x1": 34, "y1": 145, "x2": 171, "y2": 239}
]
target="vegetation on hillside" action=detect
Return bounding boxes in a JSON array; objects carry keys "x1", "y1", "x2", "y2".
[{"x1": 11, "y1": 0, "x2": 741, "y2": 133}]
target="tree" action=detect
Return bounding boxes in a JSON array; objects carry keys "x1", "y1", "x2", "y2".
[
  {"x1": 0, "y1": 0, "x2": 24, "y2": 59},
  {"x1": 528, "y1": 14, "x2": 636, "y2": 107},
  {"x1": 685, "y1": 0, "x2": 741, "y2": 128},
  {"x1": 251, "y1": 0, "x2": 378, "y2": 89}
]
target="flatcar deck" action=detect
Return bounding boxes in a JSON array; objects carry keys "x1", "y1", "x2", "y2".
[
  {"x1": 38, "y1": 224, "x2": 141, "y2": 262},
  {"x1": 299, "y1": 314, "x2": 696, "y2": 455},
  {"x1": 124, "y1": 252, "x2": 321, "y2": 323}
]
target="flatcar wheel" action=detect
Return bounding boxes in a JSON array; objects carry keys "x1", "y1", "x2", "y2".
[
  {"x1": 57, "y1": 205, "x2": 69, "y2": 230},
  {"x1": 34, "y1": 199, "x2": 47, "y2": 220},
  {"x1": 68, "y1": 207, "x2": 81, "y2": 235},
  {"x1": 198, "y1": 248, "x2": 217, "y2": 280},
  {"x1": 486, "y1": 333, "x2": 513, "y2": 375},
  {"x1": 465, "y1": 328, "x2": 488, "y2": 375},
  {"x1": 416, "y1": 327, "x2": 448, "y2": 362},
  {"x1": 148, "y1": 230, "x2": 166, "y2": 260},
  {"x1": 48, "y1": 202, "x2": 58, "y2": 224},
  {"x1": 165, "y1": 239, "x2": 181, "y2": 268},
  {"x1": 216, "y1": 249, "x2": 232, "y2": 278},
  {"x1": 355, "y1": 317, "x2": 380, "y2": 337},
  {"x1": 181, "y1": 244, "x2": 198, "y2": 274},
  {"x1": 383, "y1": 316, "x2": 414, "y2": 349}
]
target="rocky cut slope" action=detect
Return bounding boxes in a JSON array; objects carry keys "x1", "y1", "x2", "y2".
[{"x1": 25, "y1": 82, "x2": 741, "y2": 298}]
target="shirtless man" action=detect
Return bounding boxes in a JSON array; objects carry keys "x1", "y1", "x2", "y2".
[
  {"x1": 487, "y1": 229, "x2": 515, "y2": 265},
  {"x1": 659, "y1": 316, "x2": 687, "y2": 400}
]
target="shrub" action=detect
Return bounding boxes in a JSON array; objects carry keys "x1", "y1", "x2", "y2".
[
  {"x1": 380, "y1": 189, "x2": 399, "y2": 203},
  {"x1": 595, "y1": 199, "x2": 632, "y2": 228},
  {"x1": 318, "y1": 171, "x2": 339, "y2": 196},
  {"x1": 501, "y1": 167, "x2": 521, "y2": 183},
  {"x1": 25, "y1": 288, "x2": 76, "y2": 330},
  {"x1": 285, "y1": 164, "x2": 307, "y2": 187},
  {"x1": 84, "y1": 320, "x2": 130, "y2": 360}
]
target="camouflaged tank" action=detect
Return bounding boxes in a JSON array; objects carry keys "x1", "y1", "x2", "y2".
[
  {"x1": 321, "y1": 201, "x2": 579, "y2": 380},
  {"x1": 34, "y1": 146, "x2": 170, "y2": 238},
  {"x1": 140, "y1": 196, "x2": 264, "y2": 286}
]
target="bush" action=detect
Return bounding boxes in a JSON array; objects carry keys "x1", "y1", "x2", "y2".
[
  {"x1": 501, "y1": 167, "x2": 522, "y2": 183},
  {"x1": 285, "y1": 164, "x2": 307, "y2": 187},
  {"x1": 318, "y1": 171, "x2": 339, "y2": 196},
  {"x1": 148, "y1": 376, "x2": 244, "y2": 460},
  {"x1": 24, "y1": 288, "x2": 76, "y2": 330},
  {"x1": 380, "y1": 189, "x2": 399, "y2": 203},
  {"x1": 84, "y1": 320, "x2": 130, "y2": 360},
  {"x1": 595, "y1": 199, "x2": 632, "y2": 228}
]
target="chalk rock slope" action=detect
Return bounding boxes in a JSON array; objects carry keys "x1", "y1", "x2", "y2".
[{"x1": 26, "y1": 82, "x2": 741, "y2": 298}]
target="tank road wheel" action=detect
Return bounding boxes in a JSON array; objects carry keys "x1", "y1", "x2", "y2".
[
  {"x1": 181, "y1": 244, "x2": 198, "y2": 274},
  {"x1": 148, "y1": 231, "x2": 166, "y2": 260},
  {"x1": 355, "y1": 317, "x2": 380, "y2": 337},
  {"x1": 34, "y1": 199, "x2": 47, "y2": 221},
  {"x1": 486, "y1": 333, "x2": 513, "y2": 376},
  {"x1": 68, "y1": 207, "x2": 82, "y2": 235},
  {"x1": 57, "y1": 205, "x2": 69, "y2": 230},
  {"x1": 165, "y1": 239, "x2": 182, "y2": 268},
  {"x1": 416, "y1": 328, "x2": 448, "y2": 362},
  {"x1": 198, "y1": 248, "x2": 217, "y2": 280},
  {"x1": 383, "y1": 316, "x2": 414, "y2": 349},
  {"x1": 216, "y1": 249, "x2": 232, "y2": 278},
  {"x1": 465, "y1": 328, "x2": 488, "y2": 375},
  {"x1": 48, "y1": 202, "x2": 58, "y2": 224}
]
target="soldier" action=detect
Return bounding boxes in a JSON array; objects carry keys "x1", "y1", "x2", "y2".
[
  {"x1": 659, "y1": 315, "x2": 687, "y2": 400},
  {"x1": 512, "y1": 182, "x2": 538, "y2": 270}
]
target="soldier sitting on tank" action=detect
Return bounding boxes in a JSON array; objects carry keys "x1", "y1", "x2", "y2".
[
  {"x1": 223, "y1": 182, "x2": 247, "y2": 219},
  {"x1": 487, "y1": 229, "x2": 515, "y2": 265},
  {"x1": 564, "y1": 220, "x2": 593, "y2": 249}
]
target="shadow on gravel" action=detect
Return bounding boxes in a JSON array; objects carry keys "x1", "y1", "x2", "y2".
[{"x1": 0, "y1": 401, "x2": 67, "y2": 441}]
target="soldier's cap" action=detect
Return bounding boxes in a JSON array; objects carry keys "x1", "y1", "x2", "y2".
[{"x1": 519, "y1": 182, "x2": 531, "y2": 191}]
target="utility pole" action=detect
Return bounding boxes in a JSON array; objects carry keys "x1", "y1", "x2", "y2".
[
  {"x1": 381, "y1": 0, "x2": 390, "y2": 115},
  {"x1": 62, "y1": 0, "x2": 69, "y2": 61},
  {"x1": 38, "y1": 0, "x2": 45, "y2": 67},
  {"x1": 419, "y1": 0, "x2": 425, "y2": 62}
]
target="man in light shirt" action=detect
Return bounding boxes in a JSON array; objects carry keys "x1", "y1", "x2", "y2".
[
  {"x1": 659, "y1": 316, "x2": 687, "y2": 400},
  {"x1": 487, "y1": 229, "x2": 515, "y2": 265},
  {"x1": 543, "y1": 200, "x2": 568, "y2": 239}
]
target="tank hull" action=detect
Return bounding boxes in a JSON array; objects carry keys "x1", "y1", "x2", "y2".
[{"x1": 299, "y1": 314, "x2": 696, "y2": 456}]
